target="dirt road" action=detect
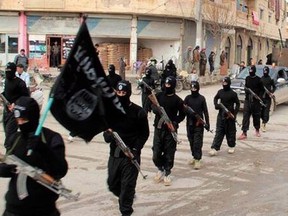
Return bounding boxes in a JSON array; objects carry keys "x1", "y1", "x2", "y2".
[{"x1": 1, "y1": 84, "x2": 288, "y2": 216}]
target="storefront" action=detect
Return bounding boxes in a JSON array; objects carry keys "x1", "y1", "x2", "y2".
[
  {"x1": 27, "y1": 13, "x2": 79, "y2": 69},
  {"x1": 25, "y1": 13, "x2": 192, "y2": 71},
  {"x1": 0, "y1": 12, "x2": 19, "y2": 66}
]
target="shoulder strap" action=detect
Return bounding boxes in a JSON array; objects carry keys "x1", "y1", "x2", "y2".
[
  {"x1": 41, "y1": 131, "x2": 47, "y2": 144},
  {"x1": 5, "y1": 131, "x2": 47, "y2": 157},
  {"x1": 6, "y1": 133, "x2": 22, "y2": 156}
]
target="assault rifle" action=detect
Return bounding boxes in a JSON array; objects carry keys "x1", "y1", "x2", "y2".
[
  {"x1": 111, "y1": 131, "x2": 147, "y2": 179},
  {"x1": 0, "y1": 153, "x2": 79, "y2": 201},
  {"x1": 245, "y1": 87, "x2": 266, "y2": 107},
  {"x1": 263, "y1": 86, "x2": 275, "y2": 100},
  {"x1": 218, "y1": 102, "x2": 241, "y2": 127},
  {"x1": 142, "y1": 80, "x2": 180, "y2": 143},
  {"x1": 184, "y1": 105, "x2": 213, "y2": 133},
  {"x1": 140, "y1": 79, "x2": 154, "y2": 92}
]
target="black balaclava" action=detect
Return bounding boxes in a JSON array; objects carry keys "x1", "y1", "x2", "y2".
[
  {"x1": 108, "y1": 64, "x2": 116, "y2": 76},
  {"x1": 164, "y1": 76, "x2": 176, "y2": 95},
  {"x1": 190, "y1": 81, "x2": 200, "y2": 97},
  {"x1": 14, "y1": 96, "x2": 40, "y2": 135},
  {"x1": 249, "y1": 65, "x2": 256, "y2": 77},
  {"x1": 5, "y1": 62, "x2": 16, "y2": 80},
  {"x1": 222, "y1": 76, "x2": 231, "y2": 91},
  {"x1": 263, "y1": 66, "x2": 269, "y2": 77},
  {"x1": 116, "y1": 80, "x2": 132, "y2": 108},
  {"x1": 145, "y1": 68, "x2": 152, "y2": 77},
  {"x1": 167, "y1": 59, "x2": 173, "y2": 67}
]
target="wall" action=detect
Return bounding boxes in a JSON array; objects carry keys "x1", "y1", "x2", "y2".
[
  {"x1": 0, "y1": 0, "x2": 197, "y2": 20},
  {"x1": 138, "y1": 39, "x2": 180, "y2": 68}
]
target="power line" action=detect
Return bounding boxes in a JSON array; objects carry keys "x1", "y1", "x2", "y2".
[{"x1": 143, "y1": 0, "x2": 173, "y2": 15}]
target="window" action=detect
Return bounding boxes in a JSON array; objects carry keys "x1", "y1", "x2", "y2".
[
  {"x1": 259, "y1": 9, "x2": 264, "y2": 20},
  {"x1": 268, "y1": 14, "x2": 272, "y2": 23},
  {"x1": 8, "y1": 36, "x2": 18, "y2": 53},
  {"x1": 29, "y1": 35, "x2": 46, "y2": 58},
  {"x1": 0, "y1": 34, "x2": 5, "y2": 53},
  {"x1": 236, "y1": 0, "x2": 248, "y2": 12}
]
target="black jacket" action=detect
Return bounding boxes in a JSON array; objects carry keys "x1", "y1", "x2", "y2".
[
  {"x1": 1, "y1": 128, "x2": 68, "y2": 215},
  {"x1": 104, "y1": 103, "x2": 149, "y2": 157},
  {"x1": 152, "y1": 91, "x2": 185, "y2": 129},
  {"x1": 107, "y1": 74, "x2": 122, "y2": 90},
  {"x1": 245, "y1": 75, "x2": 264, "y2": 101},
  {"x1": 3, "y1": 77, "x2": 29, "y2": 104},
  {"x1": 139, "y1": 76, "x2": 155, "y2": 94},
  {"x1": 184, "y1": 93, "x2": 210, "y2": 127},
  {"x1": 214, "y1": 88, "x2": 240, "y2": 118},
  {"x1": 261, "y1": 76, "x2": 276, "y2": 99}
]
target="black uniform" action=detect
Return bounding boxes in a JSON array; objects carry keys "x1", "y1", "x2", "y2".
[
  {"x1": 161, "y1": 60, "x2": 177, "y2": 89},
  {"x1": 139, "y1": 69, "x2": 155, "y2": 114},
  {"x1": 211, "y1": 77, "x2": 240, "y2": 150},
  {"x1": 261, "y1": 67, "x2": 276, "y2": 124},
  {"x1": 152, "y1": 77, "x2": 185, "y2": 177},
  {"x1": 104, "y1": 81, "x2": 149, "y2": 216},
  {"x1": 241, "y1": 66, "x2": 264, "y2": 134},
  {"x1": 2, "y1": 62, "x2": 30, "y2": 150},
  {"x1": 107, "y1": 64, "x2": 122, "y2": 90},
  {"x1": 184, "y1": 81, "x2": 209, "y2": 161},
  {"x1": 0, "y1": 96, "x2": 68, "y2": 216}
]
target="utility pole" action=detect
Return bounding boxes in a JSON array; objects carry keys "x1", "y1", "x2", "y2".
[{"x1": 195, "y1": 0, "x2": 203, "y2": 47}]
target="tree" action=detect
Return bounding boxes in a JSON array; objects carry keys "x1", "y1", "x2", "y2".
[{"x1": 202, "y1": 0, "x2": 236, "y2": 50}]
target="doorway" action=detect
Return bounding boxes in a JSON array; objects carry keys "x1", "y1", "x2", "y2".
[{"x1": 47, "y1": 37, "x2": 61, "y2": 68}]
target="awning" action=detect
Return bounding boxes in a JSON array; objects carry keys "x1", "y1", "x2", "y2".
[{"x1": 252, "y1": 11, "x2": 260, "y2": 25}]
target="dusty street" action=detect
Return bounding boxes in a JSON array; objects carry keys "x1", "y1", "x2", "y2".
[{"x1": 1, "y1": 83, "x2": 288, "y2": 216}]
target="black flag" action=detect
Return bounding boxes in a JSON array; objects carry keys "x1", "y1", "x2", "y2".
[{"x1": 50, "y1": 21, "x2": 125, "y2": 142}]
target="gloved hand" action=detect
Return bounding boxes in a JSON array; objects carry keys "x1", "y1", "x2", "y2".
[
  {"x1": 103, "y1": 130, "x2": 114, "y2": 143},
  {"x1": 0, "y1": 163, "x2": 16, "y2": 178},
  {"x1": 131, "y1": 148, "x2": 140, "y2": 161},
  {"x1": 172, "y1": 121, "x2": 179, "y2": 129},
  {"x1": 205, "y1": 124, "x2": 210, "y2": 132}
]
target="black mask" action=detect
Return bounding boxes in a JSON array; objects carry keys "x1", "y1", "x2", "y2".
[
  {"x1": 19, "y1": 121, "x2": 36, "y2": 135},
  {"x1": 191, "y1": 91, "x2": 199, "y2": 97},
  {"x1": 223, "y1": 85, "x2": 230, "y2": 91},
  {"x1": 118, "y1": 96, "x2": 131, "y2": 108},
  {"x1": 108, "y1": 65, "x2": 115, "y2": 76},
  {"x1": 5, "y1": 70, "x2": 15, "y2": 80},
  {"x1": 249, "y1": 66, "x2": 256, "y2": 77},
  {"x1": 165, "y1": 86, "x2": 175, "y2": 95},
  {"x1": 14, "y1": 96, "x2": 40, "y2": 135}
]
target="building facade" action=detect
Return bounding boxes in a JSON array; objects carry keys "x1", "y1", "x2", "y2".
[{"x1": 0, "y1": 0, "x2": 286, "y2": 71}]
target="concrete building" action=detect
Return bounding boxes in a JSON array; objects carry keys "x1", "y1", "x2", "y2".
[
  {"x1": 203, "y1": 0, "x2": 287, "y2": 68},
  {"x1": 0, "y1": 0, "x2": 286, "y2": 72}
]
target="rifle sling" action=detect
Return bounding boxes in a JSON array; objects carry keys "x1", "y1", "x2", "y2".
[
  {"x1": 114, "y1": 146, "x2": 121, "y2": 157},
  {"x1": 157, "y1": 117, "x2": 165, "y2": 129},
  {"x1": 6, "y1": 132, "x2": 46, "y2": 157}
]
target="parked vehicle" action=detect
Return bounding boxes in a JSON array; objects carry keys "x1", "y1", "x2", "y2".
[
  {"x1": 178, "y1": 70, "x2": 194, "y2": 90},
  {"x1": 230, "y1": 65, "x2": 288, "y2": 114}
]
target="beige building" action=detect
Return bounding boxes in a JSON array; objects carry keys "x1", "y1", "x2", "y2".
[
  {"x1": 202, "y1": 0, "x2": 287, "y2": 68},
  {"x1": 0, "y1": 0, "x2": 286, "y2": 71}
]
